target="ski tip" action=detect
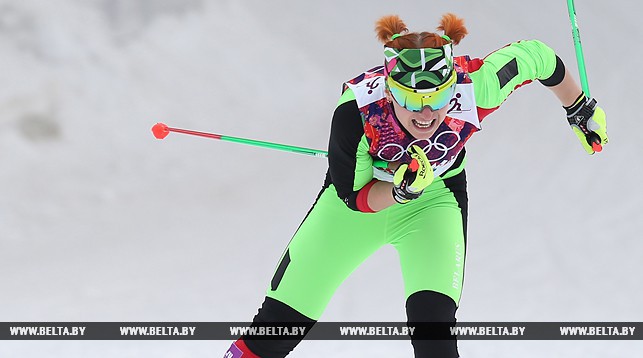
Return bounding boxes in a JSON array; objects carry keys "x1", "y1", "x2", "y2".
[{"x1": 152, "y1": 122, "x2": 170, "y2": 139}]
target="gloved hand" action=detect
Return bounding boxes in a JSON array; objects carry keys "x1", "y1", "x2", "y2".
[
  {"x1": 565, "y1": 94, "x2": 608, "y2": 155},
  {"x1": 392, "y1": 145, "x2": 434, "y2": 204}
]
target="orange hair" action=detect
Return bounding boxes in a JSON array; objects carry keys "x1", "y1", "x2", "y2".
[{"x1": 375, "y1": 13, "x2": 468, "y2": 48}]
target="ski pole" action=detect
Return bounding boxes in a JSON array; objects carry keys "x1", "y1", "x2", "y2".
[
  {"x1": 566, "y1": 0, "x2": 602, "y2": 151},
  {"x1": 151, "y1": 122, "x2": 329, "y2": 158},
  {"x1": 152, "y1": 122, "x2": 390, "y2": 168},
  {"x1": 567, "y1": 0, "x2": 590, "y2": 97}
]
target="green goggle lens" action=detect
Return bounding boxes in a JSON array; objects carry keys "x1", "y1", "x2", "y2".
[{"x1": 387, "y1": 70, "x2": 457, "y2": 112}]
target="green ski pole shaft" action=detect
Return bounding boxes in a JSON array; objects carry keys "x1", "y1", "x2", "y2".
[
  {"x1": 152, "y1": 122, "x2": 328, "y2": 158},
  {"x1": 567, "y1": 0, "x2": 604, "y2": 151},
  {"x1": 567, "y1": 0, "x2": 591, "y2": 97},
  {"x1": 152, "y1": 122, "x2": 389, "y2": 167}
]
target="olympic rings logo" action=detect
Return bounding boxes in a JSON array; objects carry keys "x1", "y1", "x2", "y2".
[{"x1": 376, "y1": 131, "x2": 461, "y2": 162}]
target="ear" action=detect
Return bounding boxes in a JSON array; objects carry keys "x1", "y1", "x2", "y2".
[{"x1": 384, "y1": 88, "x2": 393, "y2": 103}]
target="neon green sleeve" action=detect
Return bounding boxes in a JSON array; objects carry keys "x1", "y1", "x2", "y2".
[
  {"x1": 469, "y1": 40, "x2": 558, "y2": 109},
  {"x1": 336, "y1": 86, "x2": 356, "y2": 107},
  {"x1": 353, "y1": 135, "x2": 374, "y2": 190}
]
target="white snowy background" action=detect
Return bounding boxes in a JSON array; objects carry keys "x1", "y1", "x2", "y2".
[{"x1": 1, "y1": 0, "x2": 641, "y2": 357}]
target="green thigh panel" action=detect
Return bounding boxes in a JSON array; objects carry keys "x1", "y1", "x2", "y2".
[
  {"x1": 266, "y1": 184, "x2": 388, "y2": 320},
  {"x1": 388, "y1": 177, "x2": 466, "y2": 306}
]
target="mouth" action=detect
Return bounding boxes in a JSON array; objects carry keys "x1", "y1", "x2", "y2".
[{"x1": 412, "y1": 118, "x2": 436, "y2": 130}]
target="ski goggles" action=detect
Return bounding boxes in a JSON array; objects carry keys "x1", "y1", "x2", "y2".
[{"x1": 386, "y1": 69, "x2": 457, "y2": 112}]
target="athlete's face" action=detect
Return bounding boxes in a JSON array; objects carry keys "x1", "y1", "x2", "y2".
[{"x1": 386, "y1": 89, "x2": 449, "y2": 139}]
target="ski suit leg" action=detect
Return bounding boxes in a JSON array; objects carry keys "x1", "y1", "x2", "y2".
[
  {"x1": 389, "y1": 170, "x2": 468, "y2": 358},
  {"x1": 227, "y1": 170, "x2": 468, "y2": 358},
  {"x1": 242, "y1": 183, "x2": 390, "y2": 357}
]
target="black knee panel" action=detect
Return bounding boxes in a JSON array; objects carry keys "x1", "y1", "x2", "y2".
[
  {"x1": 243, "y1": 297, "x2": 316, "y2": 358},
  {"x1": 406, "y1": 290, "x2": 459, "y2": 358},
  {"x1": 406, "y1": 290, "x2": 457, "y2": 323}
]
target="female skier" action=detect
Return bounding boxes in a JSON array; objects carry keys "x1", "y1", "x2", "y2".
[{"x1": 223, "y1": 13, "x2": 608, "y2": 358}]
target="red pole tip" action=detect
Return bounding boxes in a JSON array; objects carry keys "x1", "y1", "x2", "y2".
[
  {"x1": 409, "y1": 158, "x2": 419, "y2": 172},
  {"x1": 152, "y1": 122, "x2": 170, "y2": 139},
  {"x1": 592, "y1": 142, "x2": 603, "y2": 152}
]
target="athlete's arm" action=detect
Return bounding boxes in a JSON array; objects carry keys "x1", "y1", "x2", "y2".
[
  {"x1": 365, "y1": 181, "x2": 397, "y2": 212},
  {"x1": 468, "y1": 40, "x2": 607, "y2": 153},
  {"x1": 469, "y1": 39, "x2": 573, "y2": 109},
  {"x1": 547, "y1": 68, "x2": 584, "y2": 107},
  {"x1": 327, "y1": 89, "x2": 397, "y2": 212}
]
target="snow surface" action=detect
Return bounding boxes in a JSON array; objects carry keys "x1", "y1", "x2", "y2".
[{"x1": 1, "y1": 0, "x2": 641, "y2": 357}]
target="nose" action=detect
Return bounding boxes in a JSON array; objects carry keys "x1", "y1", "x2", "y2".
[{"x1": 418, "y1": 106, "x2": 436, "y2": 116}]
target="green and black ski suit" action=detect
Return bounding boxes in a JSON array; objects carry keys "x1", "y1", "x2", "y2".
[{"x1": 240, "y1": 39, "x2": 565, "y2": 358}]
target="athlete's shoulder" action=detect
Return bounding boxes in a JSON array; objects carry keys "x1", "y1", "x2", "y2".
[{"x1": 342, "y1": 66, "x2": 387, "y2": 108}]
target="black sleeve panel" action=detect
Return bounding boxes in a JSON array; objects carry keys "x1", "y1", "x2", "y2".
[
  {"x1": 327, "y1": 100, "x2": 366, "y2": 211},
  {"x1": 539, "y1": 55, "x2": 566, "y2": 87}
]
